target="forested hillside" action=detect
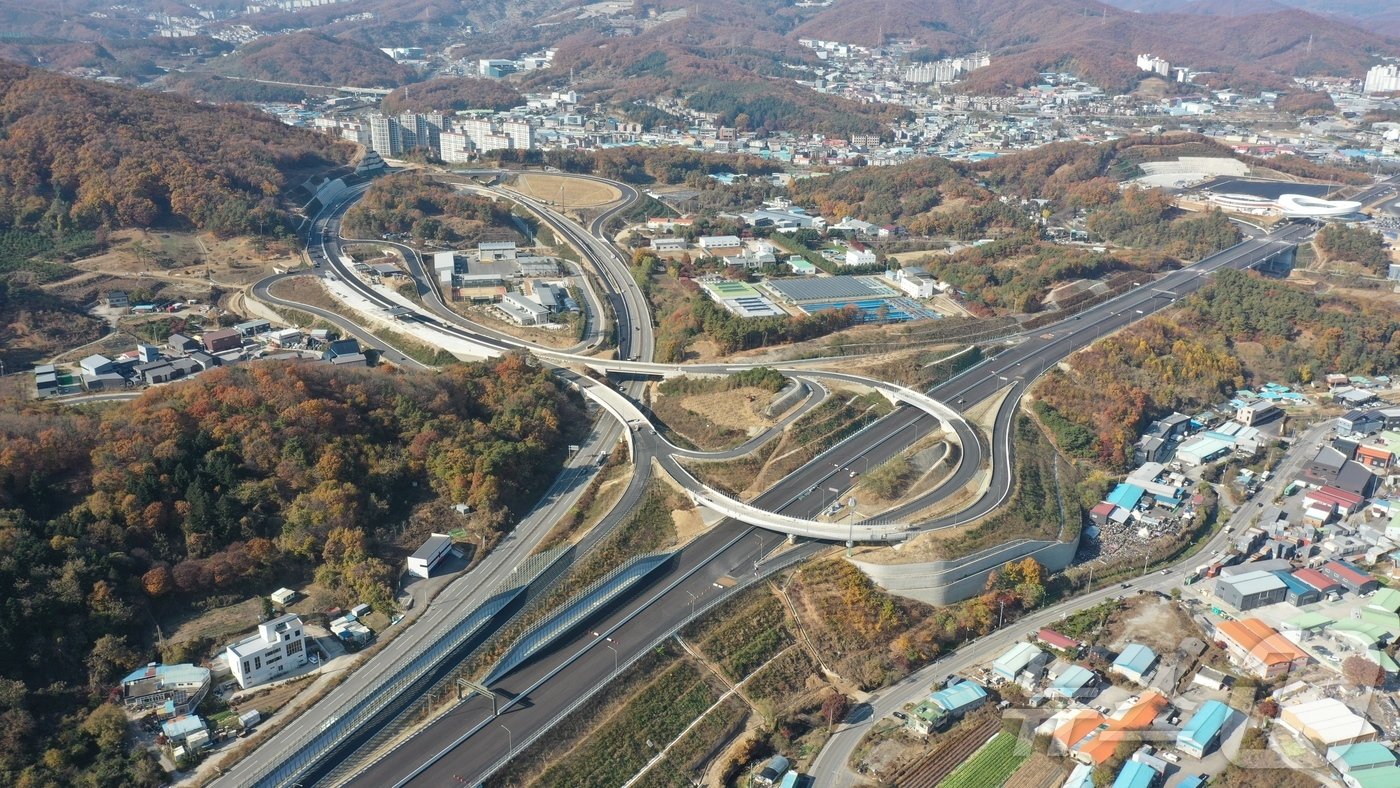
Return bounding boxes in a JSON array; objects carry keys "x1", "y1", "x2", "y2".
[
  {"x1": 381, "y1": 76, "x2": 524, "y2": 114},
  {"x1": 544, "y1": 8, "x2": 909, "y2": 135},
  {"x1": 0, "y1": 59, "x2": 354, "y2": 239},
  {"x1": 0, "y1": 357, "x2": 582, "y2": 785},
  {"x1": 218, "y1": 31, "x2": 419, "y2": 88},
  {"x1": 341, "y1": 172, "x2": 523, "y2": 244},
  {"x1": 1315, "y1": 224, "x2": 1393, "y2": 272},
  {"x1": 1034, "y1": 269, "x2": 1400, "y2": 465}
]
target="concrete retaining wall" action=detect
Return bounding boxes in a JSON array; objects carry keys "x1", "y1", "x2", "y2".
[
  {"x1": 762, "y1": 379, "x2": 808, "y2": 418},
  {"x1": 850, "y1": 531, "x2": 1080, "y2": 606}
]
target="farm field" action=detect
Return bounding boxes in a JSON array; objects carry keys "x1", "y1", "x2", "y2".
[{"x1": 938, "y1": 731, "x2": 1027, "y2": 788}]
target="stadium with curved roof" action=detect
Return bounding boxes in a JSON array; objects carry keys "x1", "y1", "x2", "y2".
[{"x1": 1278, "y1": 193, "x2": 1363, "y2": 218}]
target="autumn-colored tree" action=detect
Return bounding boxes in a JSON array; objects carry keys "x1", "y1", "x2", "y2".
[
  {"x1": 1343, "y1": 655, "x2": 1385, "y2": 688},
  {"x1": 821, "y1": 691, "x2": 851, "y2": 728}
]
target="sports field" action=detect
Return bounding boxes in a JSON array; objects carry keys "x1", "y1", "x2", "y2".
[
  {"x1": 513, "y1": 173, "x2": 622, "y2": 208},
  {"x1": 703, "y1": 280, "x2": 761, "y2": 299}
]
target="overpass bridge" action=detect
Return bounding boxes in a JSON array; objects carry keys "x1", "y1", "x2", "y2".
[{"x1": 284, "y1": 173, "x2": 1313, "y2": 550}]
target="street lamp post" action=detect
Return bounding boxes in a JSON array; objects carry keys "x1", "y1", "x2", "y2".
[
  {"x1": 501, "y1": 722, "x2": 513, "y2": 759},
  {"x1": 605, "y1": 638, "x2": 618, "y2": 673}
]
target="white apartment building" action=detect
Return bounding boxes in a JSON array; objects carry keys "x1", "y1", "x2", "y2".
[
  {"x1": 227, "y1": 614, "x2": 309, "y2": 689},
  {"x1": 1137, "y1": 54, "x2": 1171, "y2": 77},
  {"x1": 440, "y1": 131, "x2": 473, "y2": 163},
  {"x1": 1364, "y1": 64, "x2": 1400, "y2": 95},
  {"x1": 458, "y1": 117, "x2": 495, "y2": 151},
  {"x1": 502, "y1": 119, "x2": 535, "y2": 150},
  {"x1": 482, "y1": 133, "x2": 513, "y2": 152},
  {"x1": 369, "y1": 115, "x2": 401, "y2": 157}
]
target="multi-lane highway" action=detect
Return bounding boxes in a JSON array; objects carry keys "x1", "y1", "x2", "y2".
[
  {"x1": 237, "y1": 168, "x2": 1318, "y2": 787},
  {"x1": 328, "y1": 223, "x2": 1313, "y2": 787}
]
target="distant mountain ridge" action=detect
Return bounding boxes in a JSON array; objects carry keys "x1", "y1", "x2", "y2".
[
  {"x1": 787, "y1": 0, "x2": 1397, "y2": 92},
  {"x1": 1101, "y1": 0, "x2": 1400, "y2": 37}
]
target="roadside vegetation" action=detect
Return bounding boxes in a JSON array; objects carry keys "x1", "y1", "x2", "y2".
[
  {"x1": 633, "y1": 696, "x2": 749, "y2": 788},
  {"x1": 787, "y1": 556, "x2": 1049, "y2": 690},
  {"x1": 936, "y1": 414, "x2": 1084, "y2": 558},
  {"x1": 685, "y1": 590, "x2": 794, "y2": 682},
  {"x1": 1314, "y1": 223, "x2": 1392, "y2": 273},
  {"x1": 530, "y1": 659, "x2": 723, "y2": 788}
]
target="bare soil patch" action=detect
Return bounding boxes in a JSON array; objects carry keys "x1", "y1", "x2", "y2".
[
  {"x1": 71, "y1": 229, "x2": 299, "y2": 287},
  {"x1": 1104, "y1": 595, "x2": 1196, "y2": 655},
  {"x1": 268, "y1": 275, "x2": 348, "y2": 315},
  {"x1": 672, "y1": 506, "x2": 708, "y2": 543}
]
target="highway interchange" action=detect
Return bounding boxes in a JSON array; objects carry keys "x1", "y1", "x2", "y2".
[{"x1": 217, "y1": 169, "x2": 1390, "y2": 787}]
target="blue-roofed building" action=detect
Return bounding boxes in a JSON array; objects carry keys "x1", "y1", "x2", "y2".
[
  {"x1": 908, "y1": 682, "x2": 989, "y2": 734},
  {"x1": 120, "y1": 663, "x2": 212, "y2": 717},
  {"x1": 777, "y1": 771, "x2": 800, "y2": 788},
  {"x1": 1177, "y1": 776, "x2": 1207, "y2": 788},
  {"x1": 1107, "y1": 483, "x2": 1146, "y2": 511},
  {"x1": 1273, "y1": 570, "x2": 1322, "y2": 606},
  {"x1": 1112, "y1": 759, "x2": 1158, "y2": 788},
  {"x1": 1048, "y1": 665, "x2": 1099, "y2": 701},
  {"x1": 1177, "y1": 700, "x2": 1237, "y2": 758},
  {"x1": 1328, "y1": 742, "x2": 1400, "y2": 788},
  {"x1": 160, "y1": 714, "x2": 207, "y2": 744},
  {"x1": 992, "y1": 642, "x2": 1051, "y2": 688},
  {"x1": 1111, "y1": 644, "x2": 1158, "y2": 685},
  {"x1": 931, "y1": 681, "x2": 988, "y2": 715}
]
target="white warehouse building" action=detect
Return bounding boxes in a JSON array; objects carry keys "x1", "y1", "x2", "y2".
[{"x1": 408, "y1": 533, "x2": 454, "y2": 579}]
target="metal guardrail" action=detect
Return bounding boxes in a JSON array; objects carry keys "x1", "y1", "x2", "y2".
[
  {"x1": 244, "y1": 546, "x2": 571, "y2": 788},
  {"x1": 318, "y1": 545, "x2": 578, "y2": 787},
  {"x1": 482, "y1": 551, "x2": 677, "y2": 686}
]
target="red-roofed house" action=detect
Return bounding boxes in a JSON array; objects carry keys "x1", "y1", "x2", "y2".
[
  {"x1": 1320, "y1": 561, "x2": 1378, "y2": 595},
  {"x1": 1292, "y1": 568, "x2": 1343, "y2": 596},
  {"x1": 1038, "y1": 629, "x2": 1080, "y2": 651},
  {"x1": 1303, "y1": 486, "x2": 1364, "y2": 516},
  {"x1": 1356, "y1": 445, "x2": 1393, "y2": 469},
  {"x1": 1089, "y1": 502, "x2": 1116, "y2": 527}
]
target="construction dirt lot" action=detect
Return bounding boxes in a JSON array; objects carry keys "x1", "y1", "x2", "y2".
[
  {"x1": 511, "y1": 173, "x2": 622, "y2": 208},
  {"x1": 69, "y1": 229, "x2": 302, "y2": 288},
  {"x1": 1103, "y1": 594, "x2": 1199, "y2": 656}
]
